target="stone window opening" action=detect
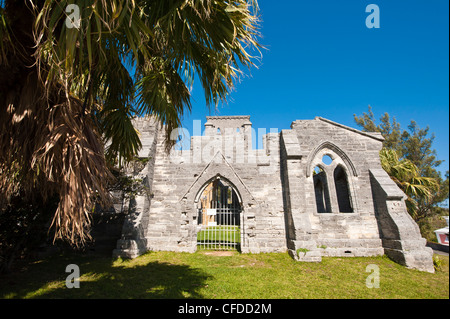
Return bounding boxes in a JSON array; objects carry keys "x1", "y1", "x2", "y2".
[
  {"x1": 310, "y1": 148, "x2": 357, "y2": 215},
  {"x1": 334, "y1": 165, "x2": 354, "y2": 213},
  {"x1": 322, "y1": 155, "x2": 333, "y2": 166},
  {"x1": 313, "y1": 165, "x2": 331, "y2": 213}
]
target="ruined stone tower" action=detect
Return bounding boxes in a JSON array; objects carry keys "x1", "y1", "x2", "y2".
[{"x1": 112, "y1": 115, "x2": 435, "y2": 273}]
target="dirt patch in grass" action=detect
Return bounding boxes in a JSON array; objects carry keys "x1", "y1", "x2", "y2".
[{"x1": 202, "y1": 251, "x2": 236, "y2": 257}]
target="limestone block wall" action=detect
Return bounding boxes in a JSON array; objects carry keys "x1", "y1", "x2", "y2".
[
  {"x1": 282, "y1": 117, "x2": 385, "y2": 260},
  {"x1": 112, "y1": 115, "x2": 434, "y2": 272},
  {"x1": 113, "y1": 117, "x2": 160, "y2": 258},
  {"x1": 369, "y1": 169, "x2": 434, "y2": 273},
  {"x1": 121, "y1": 116, "x2": 287, "y2": 255}
]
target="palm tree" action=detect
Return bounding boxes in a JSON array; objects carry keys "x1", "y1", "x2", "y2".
[
  {"x1": 0, "y1": 0, "x2": 261, "y2": 245},
  {"x1": 379, "y1": 148, "x2": 439, "y2": 220}
]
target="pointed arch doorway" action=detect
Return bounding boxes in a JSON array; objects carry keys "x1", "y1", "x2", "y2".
[{"x1": 196, "y1": 176, "x2": 242, "y2": 251}]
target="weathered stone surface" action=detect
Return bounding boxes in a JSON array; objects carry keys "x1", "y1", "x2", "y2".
[
  {"x1": 110, "y1": 116, "x2": 434, "y2": 272},
  {"x1": 369, "y1": 169, "x2": 435, "y2": 272}
]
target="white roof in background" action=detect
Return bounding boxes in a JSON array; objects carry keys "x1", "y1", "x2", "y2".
[{"x1": 435, "y1": 227, "x2": 449, "y2": 234}]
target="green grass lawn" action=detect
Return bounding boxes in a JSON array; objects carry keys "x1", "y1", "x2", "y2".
[
  {"x1": 197, "y1": 226, "x2": 240, "y2": 250},
  {"x1": 0, "y1": 251, "x2": 448, "y2": 299}
]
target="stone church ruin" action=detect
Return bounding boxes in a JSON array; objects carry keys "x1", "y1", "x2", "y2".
[{"x1": 111, "y1": 115, "x2": 434, "y2": 273}]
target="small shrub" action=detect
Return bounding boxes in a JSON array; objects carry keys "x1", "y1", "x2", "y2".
[
  {"x1": 433, "y1": 255, "x2": 443, "y2": 271},
  {"x1": 296, "y1": 248, "x2": 310, "y2": 257}
]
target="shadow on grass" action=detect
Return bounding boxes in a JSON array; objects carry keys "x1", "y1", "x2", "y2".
[{"x1": 1, "y1": 254, "x2": 212, "y2": 299}]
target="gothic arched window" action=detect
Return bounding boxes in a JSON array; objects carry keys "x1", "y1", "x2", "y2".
[
  {"x1": 313, "y1": 166, "x2": 331, "y2": 213},
  {"x1": 334, "y1": 165, "x2": 353, "y2": 213}
]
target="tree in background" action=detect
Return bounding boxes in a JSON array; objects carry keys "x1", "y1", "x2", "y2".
[
  {"x1": 354, "y1": 106, "x2": 402, "y2": 151},
  {"x1": 354, "y1": 106, "x2": 449, "y2": 221},
  {"x1": 379, "y1": 148, "x2": 440, "y2": 220},
  {"x1": 0, "y1": 0, "x2": 262, "y2": 247}
]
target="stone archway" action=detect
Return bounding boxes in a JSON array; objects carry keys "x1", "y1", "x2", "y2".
[
  {"x1": 179, "y1": 154, "x2": 260, "y2": 253},
  {"x1": 195, "y1": 176, "x2": 243, "y2": 251}
]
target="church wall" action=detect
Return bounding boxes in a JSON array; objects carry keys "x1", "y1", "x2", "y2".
[
  {"x1": 139, "y1": 116, "x2": 287, "y2": 254},
  {"x1": 282, "y1": 118, "x2": 385, "y2": 258},
  {"x1": 112, "y1": 115, "x2": 434, "y2": 272}
]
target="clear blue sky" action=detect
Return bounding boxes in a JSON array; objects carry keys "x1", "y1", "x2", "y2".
[{"x1": 182, "y1": 0, "x2": 449, "y2": 177}]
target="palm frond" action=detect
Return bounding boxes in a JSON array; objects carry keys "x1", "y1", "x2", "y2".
[
  {"x1": 379, "y1": 147, "x2": 440, "y2": 219},
  {"x1": 1, "y1": 0, "x2": 261, "y2": 246}
]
